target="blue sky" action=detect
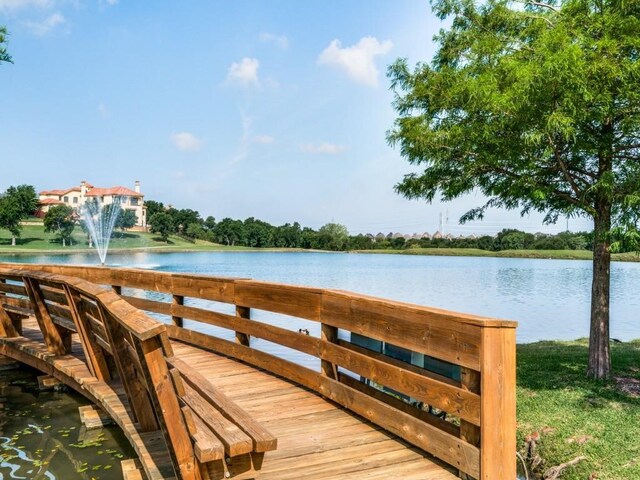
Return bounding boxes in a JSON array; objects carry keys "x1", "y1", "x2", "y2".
[{"x1": 0, "y1": 0, "x2": 592, "y2": 235}]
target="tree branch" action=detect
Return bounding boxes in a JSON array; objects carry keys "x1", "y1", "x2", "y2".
[
  {"x1": 547, "y1": 135, "x2": 583, "y2": 197},
  {"x1": 525, "y1": 1, "x2": 560, "y2": 13}
]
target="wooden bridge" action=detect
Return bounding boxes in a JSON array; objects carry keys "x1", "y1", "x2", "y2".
[{"x1": 0, "y1": 263, "x2": 517, "y2": 479}]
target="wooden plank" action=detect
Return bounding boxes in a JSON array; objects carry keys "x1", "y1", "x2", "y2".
[
  {"x1": 0, "y1": 281, "x2": 27, "y2": 297},
  {"x1": 322, "y1": 291, "x2": 484, "y2": 370},
  {"x1": 337, "y1": 339, "x2": 460, "y2": 387},
  {"x1": 181, "y1": 381, "x2": 253, "y2": 457},
  {"x1": 235, "y1": 306, "x2": 250, "y2": 347},
  {"x1": 121, "y1": 295, "x2": 172, "y2": 316},
  {"x1": 182, "y1": 406, "x2": 225, "y2": 462},
  {"x1": 23, "y1": 277, "x2": 68, "y2": 355},
  {"x1": 169, "y1": 356, "x2": 277, "y2": 453},
  {"x1": 98, "y1": 293, "x2": 167, "y2": 341},
  {"x1": 137, "y1": 335, "x2": 202, "y2": 480},
  {"x1": 480, "y1": 327, "x2": 516, "y2": 480},
  {"x1": 338, "y1": 372, "x2": 460, "y2": 438},
  {"x1": 168, "y1": 326, "x2": 480, "y2": 476},
  {"x1": 79, "y1": 405, "x2": 114, "y2": 429},
  {"x1": 234, "y1": 281, "x2": 322, "y2": 321}
]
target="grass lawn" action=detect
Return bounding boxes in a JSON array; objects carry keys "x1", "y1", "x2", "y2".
[
  {"x1": 0, "y1": 225, "x2": 246, "y2": 253},
  {"x1": 354, "y1": 247, "x2": 640, "y2": 262},
  {"x1": 517, "y1": 339, "x2": 640, "y2": 479}
]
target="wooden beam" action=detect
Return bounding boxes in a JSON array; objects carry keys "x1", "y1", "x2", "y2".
[
  {"x1": 98, "y1": 304, "x2": 158, "y2": 432},
  {"x1": 173, "y1": 295, "x2": 185, "y2": 328},
  {"x1": 64, "y1": 285, "x2": 111, "y2": 382},
  {"x1": 320, "y1": 324, "x2": 338, "y2": 379},
  {"x1": 480, "y1": 327, "x2": 516, "y2": 480},
  {"x1": 137, "y1": 335, "x2": 202, "y2": 480},
  {"x1": 235, "y1": 306, "x2": 250, "y2": 347},
  {"x1": 23, "y1": 277, "x2": 68, "y2": 355}
]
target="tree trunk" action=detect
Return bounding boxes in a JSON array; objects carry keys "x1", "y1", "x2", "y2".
[
  {"x1": 588, "y1": 209, "x2": 612, "y2": 379},
  {"x1": 11, "y1": 236, "x2": 15, "y2": 247},
  {"x1": 63, "y1": 238, "x2": 66, "y2": 247}
]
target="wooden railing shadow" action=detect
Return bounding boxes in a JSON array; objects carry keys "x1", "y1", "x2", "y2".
[{"x1": 1, "y1": 264, "x2": 518, "y2": 479}]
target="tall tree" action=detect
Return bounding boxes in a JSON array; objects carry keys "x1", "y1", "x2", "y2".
[
  {"x1": 0, "y1": 26, "x2": 13, "y2": 65},
  {"x1": 388, "y1": 0, "x2": 640, "y2": 378},
  {"x1": 44, "y1": 205, "x2": 76, "y2": 247},
  {"x1": 0, "y1": 185, "x2": 38, "y2": 246},
  {"x1": 149, "y1": 212, "x2": 173, "y2": 243}
]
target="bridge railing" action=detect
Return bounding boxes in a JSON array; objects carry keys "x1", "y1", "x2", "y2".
[
  {"x1": 0, "y1": 269, "x2": 202, "y2": 480},
  {"x1": 2, "y1": 264, "x2": 517, "y2": 480}
]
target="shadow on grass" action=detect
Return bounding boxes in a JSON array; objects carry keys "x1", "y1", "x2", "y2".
[
  {"x1": 111, "y1": 232, "x2": 140, "y2": 240},
  {"x1": 517, "y1": 340, "x2": 640, "y2": 406},
  {"x1": 151, "y1": 237, "x2": 174, "y2": 244},
  {"x1": 0, "y1": 237, "x2": 42, "y2": 246}
]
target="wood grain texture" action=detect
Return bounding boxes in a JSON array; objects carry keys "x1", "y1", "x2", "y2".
[{"x1": 480, "y1": 327, "x2": 516, "y2": 480}]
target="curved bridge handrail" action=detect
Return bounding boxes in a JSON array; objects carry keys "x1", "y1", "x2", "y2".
[
  {"x1": 0, "y1": 263, "x2": 517, "y2": 480},
  {"x1": 0, "y1": 267, "x2": 201, "y2": 480}
]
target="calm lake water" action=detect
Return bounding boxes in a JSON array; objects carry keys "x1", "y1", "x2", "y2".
[
  {"x1": 0, "y1": 365, "x2": 135, "y2": 480},
  {"x1": 1, "y1": 250, "x2": 638, "y2": 343}
]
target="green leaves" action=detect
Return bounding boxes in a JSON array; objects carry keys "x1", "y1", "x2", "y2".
[
  {"x1": 0, "y1": 26, "x2": 13, "y2": 65},
  {"x1": 388, "y1": 0, "x2": 640, "y2": 229}
]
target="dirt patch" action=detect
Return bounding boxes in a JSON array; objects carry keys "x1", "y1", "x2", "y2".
[{"x1": 614, "y1": 376, "x2": 640, "y2": 397}]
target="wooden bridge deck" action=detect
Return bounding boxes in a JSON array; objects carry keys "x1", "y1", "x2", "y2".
[{"x1": 3, "y1": 318, "x2": 456, "y2": 480}]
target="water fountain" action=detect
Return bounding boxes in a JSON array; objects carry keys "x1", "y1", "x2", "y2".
[{"x1": 81, "y1": 198, "x2": 122, "y2": 265}]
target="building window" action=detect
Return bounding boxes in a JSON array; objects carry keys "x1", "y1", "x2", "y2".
[
  {"x1": 73, "y1": 197, "x2": 78, "y2": 204},
  {"x1": 64, "y1": 196, "x2": 69, "y2": 203},
  {"x1": 131, "y1": 197, "x2": 139, "y2": 206}
]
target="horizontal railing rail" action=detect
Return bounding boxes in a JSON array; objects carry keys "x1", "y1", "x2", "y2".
[{"x1": 1, "y1": 263, "x2": 517, "y2": 480}]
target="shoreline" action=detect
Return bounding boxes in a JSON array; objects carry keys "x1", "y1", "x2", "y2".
[{"x1": 0, "y1": 245, "x2": 638, "y2": 262}]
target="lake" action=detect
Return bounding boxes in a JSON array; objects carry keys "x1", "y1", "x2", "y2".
[{"x1": 1, "y1": 251, "x2": 638, "y2": 343}]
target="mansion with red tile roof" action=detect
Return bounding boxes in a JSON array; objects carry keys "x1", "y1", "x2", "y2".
[{"x1": 38, "y1": 180, "x2": 147, "y2": 227}]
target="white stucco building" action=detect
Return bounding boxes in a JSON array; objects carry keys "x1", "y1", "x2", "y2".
[{"x1": 38, "y1": 180, "x2": 146, "y2": 228}]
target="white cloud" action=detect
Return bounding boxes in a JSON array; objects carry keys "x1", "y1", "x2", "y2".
[
  {"x1": 226, "y1": 57, "x2": 260, "y2": 87},
  {"x1": 300, "y1": 143, "x2": 346, "y2": 155},
  {"x1": 23, "y1": 11, "x2": 64, "y2": 35},
  {"x1": 259, "y1": 32, "x2": 289, "y2": 49},
  {"x1": 0, "y1": 0, "x2": 54, "y2": 11},
  {"x1": 252, "y1": 135, "x2": 274, "y2": 144},
  {"x1": 170, "y1": 132, "x2": 203, "y2": 152},
  {"x1": 318, "y1": 36, "x2": 393, "y2": 87}
]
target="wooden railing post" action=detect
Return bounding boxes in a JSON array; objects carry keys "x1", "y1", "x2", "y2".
[
  {"x1": 172, "y1": 295, "x2": 184, "y2": 328},
  {"x1": 459, "y1": 367, "x2": 480, "y2": 479},
  {"x1": 480, "y1": 326, "x2": 516, "y2": 480},
  {"x1": 320, "y1": 323, "x2": 338, "y2": 379},
  {"x1": 23, "y1": 277, "x2": 69, "y2": 355},
  {"x1": 235, "y1": 306, "x2": 251, "y2": 346},
  {"x1": 137, "y1": 335, "x2": 202, "y2": 480}
]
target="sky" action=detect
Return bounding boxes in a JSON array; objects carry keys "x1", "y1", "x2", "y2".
[{"x1": 0, "y1": 0, "x2": 593, "y2": 236}]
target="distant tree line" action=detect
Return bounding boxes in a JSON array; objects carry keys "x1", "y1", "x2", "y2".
[
  {"x1": 0, "y1": 188, "x2": 623, "y2": 254},
  {"x1": 145, "y1": 200, "x2": 610, "y2": 253}
]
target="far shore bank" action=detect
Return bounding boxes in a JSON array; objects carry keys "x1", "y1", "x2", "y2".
[
  {"x1": 0, "y1": 244, "x2": 639, "y2": 262},
  {"x1": 352, "y1": 247, "x2": 640, "y2": 262}
]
